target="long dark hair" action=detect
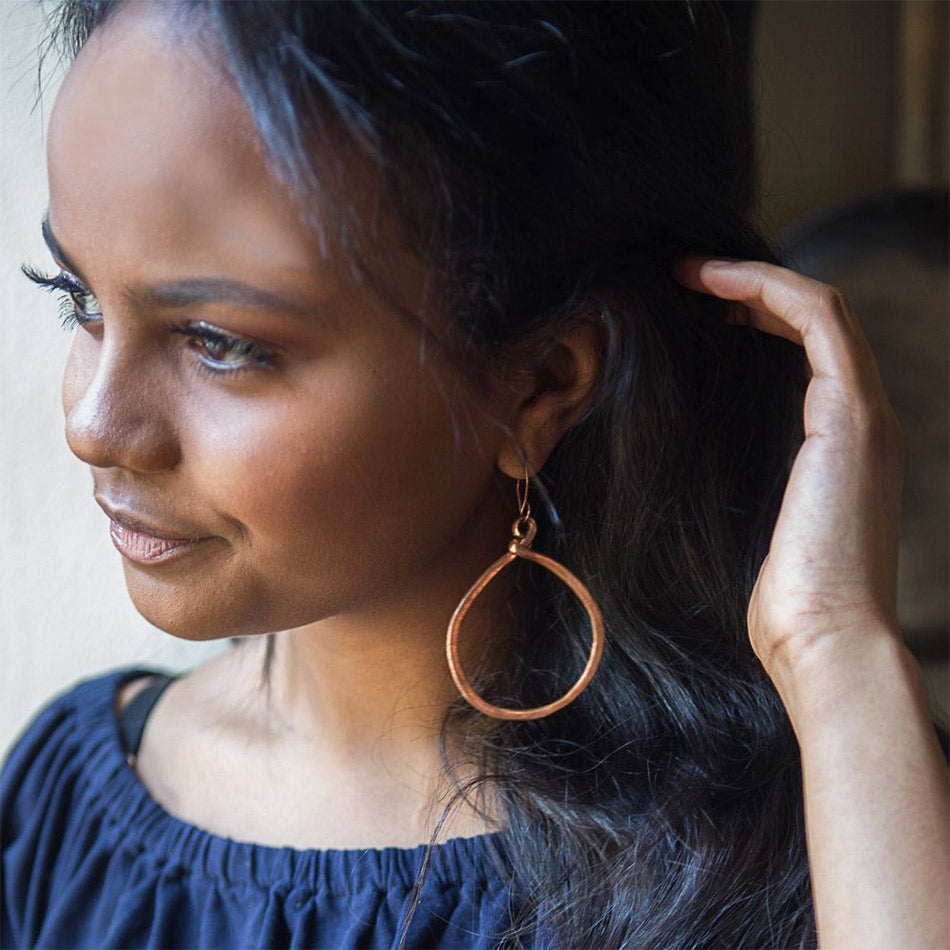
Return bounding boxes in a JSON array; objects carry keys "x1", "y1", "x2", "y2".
[{"x1": 43, "y1": 2, "x2": 819, "y2": 946}]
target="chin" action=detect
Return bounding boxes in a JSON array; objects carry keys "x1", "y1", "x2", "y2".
[
  {"x1": 127, "y1": 595, "x2": 238, "y2": 641},
  {"x1": 120, "y1": 562, "x2": 330, "y2": 641},
  {"x1": 121, "y1": 566, "x2": 257, "y2": 641}
]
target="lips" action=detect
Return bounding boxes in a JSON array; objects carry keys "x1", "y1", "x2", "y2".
[
  {"x1": 95, "y1": 496, "x2": 214, "y2": 565},
  {"x1": 108, "y1": 520, "x2": 207, "y2": 563}
]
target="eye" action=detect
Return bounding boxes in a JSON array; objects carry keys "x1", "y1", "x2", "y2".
[
  {"x1": 172, "y1": 321, "x2": 276, "y2": 375},
  {"x1": 21, "y1": 264, "x2": 103, "y2": 330},
  {"x1": 66, "y1": 284, "x2": 103, "y2": 321}
]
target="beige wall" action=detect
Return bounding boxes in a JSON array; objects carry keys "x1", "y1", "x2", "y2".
[{"x1": 0, "y1": 3, "x2": 225, "y2": 756}]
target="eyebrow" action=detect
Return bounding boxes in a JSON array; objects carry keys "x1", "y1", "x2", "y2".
[{"x1": 40, "y1": 214, "x2": 327, "y2": 321}]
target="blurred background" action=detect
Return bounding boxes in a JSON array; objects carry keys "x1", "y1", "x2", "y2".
[
  {"x1": 749, "y1": 0, "x2": 949, "y2": 711},
  {"x1": 2, "y1": 0, "x2": 948, "y2": 753}
]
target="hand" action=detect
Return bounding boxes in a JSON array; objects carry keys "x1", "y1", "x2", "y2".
[{"x1": 674, "y1": 258, "x2": 905, "y2": 688}]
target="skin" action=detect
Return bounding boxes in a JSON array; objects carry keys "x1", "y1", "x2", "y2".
[{"x1": 40, "y1": 1, "x2": 948, "y2": 942}]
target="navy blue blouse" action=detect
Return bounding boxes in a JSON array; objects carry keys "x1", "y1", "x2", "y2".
[{"x1": 1, "y1": 667, "x2": 521, "y2": 949}]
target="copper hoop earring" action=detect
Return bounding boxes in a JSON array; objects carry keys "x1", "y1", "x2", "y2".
[{"x1": 445, "y1": 466, "x2": 605, "y2": 720}]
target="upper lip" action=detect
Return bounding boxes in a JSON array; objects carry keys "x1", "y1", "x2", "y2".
[{"x1": 95, "y1": 495, "x2": 211, "y2": 542}]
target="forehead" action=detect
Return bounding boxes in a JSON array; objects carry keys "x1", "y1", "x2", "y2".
[
  {"x1": 51, "y1": 4, "x2": 267, "y2": 215},
  {"x1": 47, "y1": 3, "x2": 314, "y2": 279},
  {"x1": 45, "y1": 1, "x2": 427, "y2": 320}
]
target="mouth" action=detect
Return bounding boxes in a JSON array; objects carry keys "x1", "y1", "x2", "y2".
[{"x1": 95, "y1": 497, "x2": 215, "y2": 566}]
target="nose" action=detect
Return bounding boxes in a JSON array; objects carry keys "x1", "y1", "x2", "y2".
[{"x1": 63, "y1": 335, "x2": 181, "y2": 474}]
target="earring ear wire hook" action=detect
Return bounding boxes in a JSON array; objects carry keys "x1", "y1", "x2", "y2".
[{"x1": 516, "y1": 464, "x2": 530, "y2": 518}]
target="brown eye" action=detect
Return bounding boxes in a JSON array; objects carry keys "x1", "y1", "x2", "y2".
[
  {"x1": 172, "y1": 321, "x2": 276, "y2": 375},
  {"x1": 68, "y1": 286, "x2": 103, "y2": 319},
  {"x1": 192, "y1": 333, "x2": 256, "y2": 365}
]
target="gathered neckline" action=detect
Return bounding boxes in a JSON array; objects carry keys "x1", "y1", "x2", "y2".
[{"x1": 67, "y1": 665, "x2": 506, "y2": 892}]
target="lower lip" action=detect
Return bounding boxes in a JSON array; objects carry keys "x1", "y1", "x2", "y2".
[{"x1": 109, "y1": 521, "x2": 208, "y2": 565}]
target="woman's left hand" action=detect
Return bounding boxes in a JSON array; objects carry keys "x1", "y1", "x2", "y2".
[{"x1": 674, "y1": 258, "x2": 905, "y2": 690}]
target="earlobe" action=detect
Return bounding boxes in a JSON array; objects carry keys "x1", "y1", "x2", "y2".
[{"x1": 496, "y1": 317, "x2": 603, "y2": 479}]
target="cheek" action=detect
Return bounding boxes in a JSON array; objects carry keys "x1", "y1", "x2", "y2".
[{"x1": 180, "y1": 357, "x2": 494, "y2": 585}]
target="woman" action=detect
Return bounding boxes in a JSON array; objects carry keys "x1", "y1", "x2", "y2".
[{"x1": 3, "y1": 1, "x2": 947, "y2": 947}]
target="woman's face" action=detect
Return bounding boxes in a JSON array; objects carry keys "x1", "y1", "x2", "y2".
[{"x1": 45, "y1": 3, "x2": 514, "y2": 640}]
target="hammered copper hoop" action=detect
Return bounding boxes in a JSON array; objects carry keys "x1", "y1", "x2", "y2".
[{"x1": 445, "y1": 468, "x2": 605, "y2": 720}]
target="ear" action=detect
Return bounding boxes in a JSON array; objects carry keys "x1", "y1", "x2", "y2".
[{"x1": 495, "y1": 317, "x2": 603, "y2": 479}]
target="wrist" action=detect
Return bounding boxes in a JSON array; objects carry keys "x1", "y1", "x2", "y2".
[{"x1": 763, "y1": 624, "x2": 925, "y2": 730}]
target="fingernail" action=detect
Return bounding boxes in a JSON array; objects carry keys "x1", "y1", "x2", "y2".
[{"x1": 703, "y1": 259, "x2": 737, "y2": 270}]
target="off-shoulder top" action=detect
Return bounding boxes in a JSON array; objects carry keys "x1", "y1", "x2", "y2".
[{"x1": 1, "y1": 666, "x2": 522, "y2": 949}]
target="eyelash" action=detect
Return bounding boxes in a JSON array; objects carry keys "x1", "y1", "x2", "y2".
[
  {"x1": 21, "y1": 264, "x2": 277, "y2": 376},
  {"x1": 21, "y1": 264, "x2": 100, "y2": 329}
]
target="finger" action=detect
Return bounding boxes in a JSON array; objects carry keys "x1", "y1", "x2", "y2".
[
  {"x1": 674, "y1": 257, "x2": 801, "y2": 344},
  {"x1": 674, "y1": 257, "x2": 880, "y2": 390}
]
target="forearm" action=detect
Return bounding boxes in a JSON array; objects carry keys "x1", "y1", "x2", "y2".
[{"x1": 771, "y1": 630, "x2": 949, "y2": 950}]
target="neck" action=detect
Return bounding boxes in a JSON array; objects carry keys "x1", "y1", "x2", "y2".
[
  {"x1": 271, "y1": 588, "x2": 470, "y2": 754},
  {"x1": 231, "y1": 505, "x2": 520, "y2": 781}
]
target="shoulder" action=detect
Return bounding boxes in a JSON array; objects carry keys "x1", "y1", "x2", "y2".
[
  {"x1": 0, "y1": 667, "x2": 166, "y2": 946},
  {"x1": 1, "y1": 666, "x2": 165, "y2": 834}
]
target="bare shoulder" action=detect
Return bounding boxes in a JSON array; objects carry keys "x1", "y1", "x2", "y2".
[
  {"x1": 124, "y1": 643, "x2": 284, "y2": 837},
  {"x1": 114, "y1": 644, "x2": 246, "y2": 722},
  {"x1": 127, "y1": 644, "x2": 261, "y2": 742}
]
